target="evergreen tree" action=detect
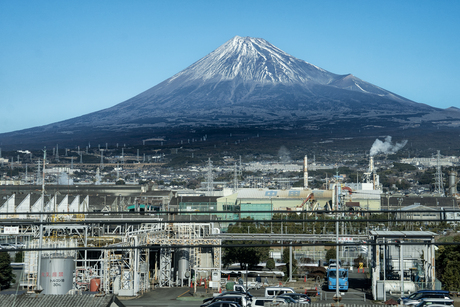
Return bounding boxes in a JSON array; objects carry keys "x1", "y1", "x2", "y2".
[
  {"x1": 436, "y1": 235, "x2": 460, "y2": 291},
  {"x1": 0, "y1": 252, "x2": 15, "y2": 290},
  {"x1": 222, "y1": 218, "x2": 270, "y2": 270},
  {"x1": 325, "y1": 247, "x2": 336, "y2": 263},
  {"x1": 14, "y1": 252, "x2": 23, "y2": 263},
  {"x1": 266, "y1": 258, "x2": 276, "y2": 271}
]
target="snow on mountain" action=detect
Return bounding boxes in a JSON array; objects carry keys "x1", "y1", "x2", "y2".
[
  {"x1": 3, "y1": 36, "x2": 442, "y2": 134},
  {"x1": 103, "y1": 35, "x2": 422, "y2": 118},
  {"x1": 1, "y1": 35, "x2": 458, "y2": 150},
  {"x1": 167, "y1": 36, "x2": 334, "y2": 85}
]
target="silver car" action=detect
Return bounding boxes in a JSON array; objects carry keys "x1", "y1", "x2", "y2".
[
  {"x1": 415, "y1": 298, "x2": 454, "y2": 307},
  {"x1": 403, "y1": 293, "x2": 451, "y2": 306}
]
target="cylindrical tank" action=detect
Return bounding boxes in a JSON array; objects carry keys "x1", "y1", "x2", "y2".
[
  {"x1": 90, "y1": 278, "x2": 101, "y2": 292},
  {"x1": 448, "y1": 171, "x2": 458, "y2": 196},
  {"x1": 39, "y1": 256, "x2": 75, "y2": 294},
  {"x1": 177, "y1": 248, "x2": 189, "y2": 281},
  {"x1": 384, "y1": 281, "x2": 416, "y2": 294}
]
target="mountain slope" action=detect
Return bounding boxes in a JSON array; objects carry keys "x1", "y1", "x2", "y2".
[
  {"x1": 54, "y1": 36, "x2": 435, "y2": 130},
  {"x1": 1, "y1": 35, "x2": 459, "y2": 150}
]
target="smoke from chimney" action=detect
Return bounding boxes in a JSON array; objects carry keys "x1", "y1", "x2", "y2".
[
  {"x1": 278, "y1": 146, "x2": 291, "y2": 162},
  {"x1": 370, "y1": 136, "x2": 407, "y2": 156}
]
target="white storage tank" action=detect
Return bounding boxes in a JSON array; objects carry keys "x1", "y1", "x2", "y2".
[
  {"x1": 35, "y1": 238, "x2": 77, "y2": 294},
  {"x1": 39, "y1": 255, "x2": 75, "y2": 294},
  {"x1": 177, "y1": 248, "x2": 189, "y2": 281}
]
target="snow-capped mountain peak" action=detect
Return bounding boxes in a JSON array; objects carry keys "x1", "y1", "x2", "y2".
[
  {"x1": 168, "y1": 36, "x2": 334, "y2": 85},
  {"x1": 0, "y1": 35, "x2": 452, "y2": 150}
]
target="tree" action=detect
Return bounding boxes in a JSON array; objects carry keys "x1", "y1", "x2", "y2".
[
  {"x1": 222, "y1": 218, "x2": 270, "y2": 270},
  {"x1": 0, "y1": 252, "x2": 15, "y2": 290},
  {"x1": 223, "y1": 241, "x2": 269, "y2": 269},
  {"x1": 442, "y1": 261, "x2": 460, "y2": 291},
  {"x1": 436, "y1": 235, "x2": 460, "y2": 291},
  {"x1": 266, "y1": 258, "x2": 276, "y2": 271},
  {"x1": 14, "y1": 252, "x2": 23, "y2": 263},
  {"x1": 325, "y1": 247, "x2": 336, "y2": 263}
]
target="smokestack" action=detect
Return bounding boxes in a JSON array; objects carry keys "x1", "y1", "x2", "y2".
[
  {"x1": 369, "y1": 156, "x2": 374, "y2": 173},
  {"x1": 304, "y1": 155, "x2": 308, "y2": 189},
  {"x1": 449, "y1": 171, "x2": 458, "y2": 196}
]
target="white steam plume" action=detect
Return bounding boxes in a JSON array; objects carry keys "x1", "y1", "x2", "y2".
[
  {"x1": 370, "y1": 136, "x2": 408, "y2": 156},
  {"x1": 278, "y1": 146, "x2": 291, "y2": 163}
]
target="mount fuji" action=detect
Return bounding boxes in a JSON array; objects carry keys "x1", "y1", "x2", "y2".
[{"x1": 1, "y1": 36, "x2": 459, "y2": 150}]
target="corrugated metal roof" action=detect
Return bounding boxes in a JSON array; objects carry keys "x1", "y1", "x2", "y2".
[{"x1": 0, "y1": 294, "x2": 124, "y2": 307}]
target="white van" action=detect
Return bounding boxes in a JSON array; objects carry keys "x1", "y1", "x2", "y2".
[{"x1": 264, "y1": 287, "x2": 295, "y2": 297}]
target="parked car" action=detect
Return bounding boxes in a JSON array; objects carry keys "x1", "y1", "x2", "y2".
[
  {"x1": 415, "y1": 298, "x2": 454, "y2": 307},
  {"x1": 0, "y1": 243, "x2": 15, "y2": 250},
  {"x1": 276, "y1": 296, "x2": 297, "y2": 304},
  {"x1": 398, "y1": 290, "x2": 450, "y2": 304},
  {"x1": 280, "y1": 293, "x2": 311, "y2": 304},
  {"x1": 206, "y1": 291, "x2": 253, "y2": 305},
  {"x1": 400, "y1": 291, "x2": 451, "y2": 306},
  {"x1": 264, "y1": 286, "x2": 295, "y2": 297},
  {"x1": 12, "y1": 243, "x2": 26, "y2": 249},
  {"x1": 201, "y1": 295, "x2": 249, "y2": 307},
  {"x1": 206, "y1": 302, "x2": 242, "y2": 307}
]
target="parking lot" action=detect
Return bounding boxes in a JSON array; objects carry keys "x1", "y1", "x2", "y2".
[{"x1": 121, "y1": 270, "x2": 381, "y2": 307}]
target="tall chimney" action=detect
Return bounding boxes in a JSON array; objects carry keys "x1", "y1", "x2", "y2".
[
  {"x1": 304, "y1": 155, "x2": 308, "y2": 189},
  {"x1": 369, "y1": 156, "x2": 374, "y2": 173}
]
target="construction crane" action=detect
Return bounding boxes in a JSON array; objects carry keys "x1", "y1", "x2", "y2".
[
  {"x1": 341, "y1": 186, "x2": 353, "y2": 203},
  {"x1": 286, "y1": 192, "x2": 316, "y2": 212}
]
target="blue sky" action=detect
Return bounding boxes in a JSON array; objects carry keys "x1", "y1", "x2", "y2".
[{"x1": 1, "y1": 0, "x2": 459, "y2": 133}]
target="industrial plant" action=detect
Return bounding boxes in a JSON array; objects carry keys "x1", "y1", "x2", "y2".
[{"x1": 0, "y1": 145, "x2": 459, "y2": 301}]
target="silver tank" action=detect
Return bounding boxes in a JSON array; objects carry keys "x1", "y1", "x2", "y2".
[
  {"x1": 177, "y1": 248, "x2": 189, "y2": 281},
  {"x1": 39, "y1": 256, "x2": 75, "y2": 294}
]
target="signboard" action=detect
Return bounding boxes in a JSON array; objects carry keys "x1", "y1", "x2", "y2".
[
  {"x1": 4, "y1": 226, "x2": 19, "y2": 234},
  {"x1": 209, "y1": 281, "x2": 219, "y2": 288},
  {"x1": 212, "y1": 270, "x2": 220, "y2": 281},
  {"x1": 338, "y1": 237, "x2": 353, "y2": 243}
]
